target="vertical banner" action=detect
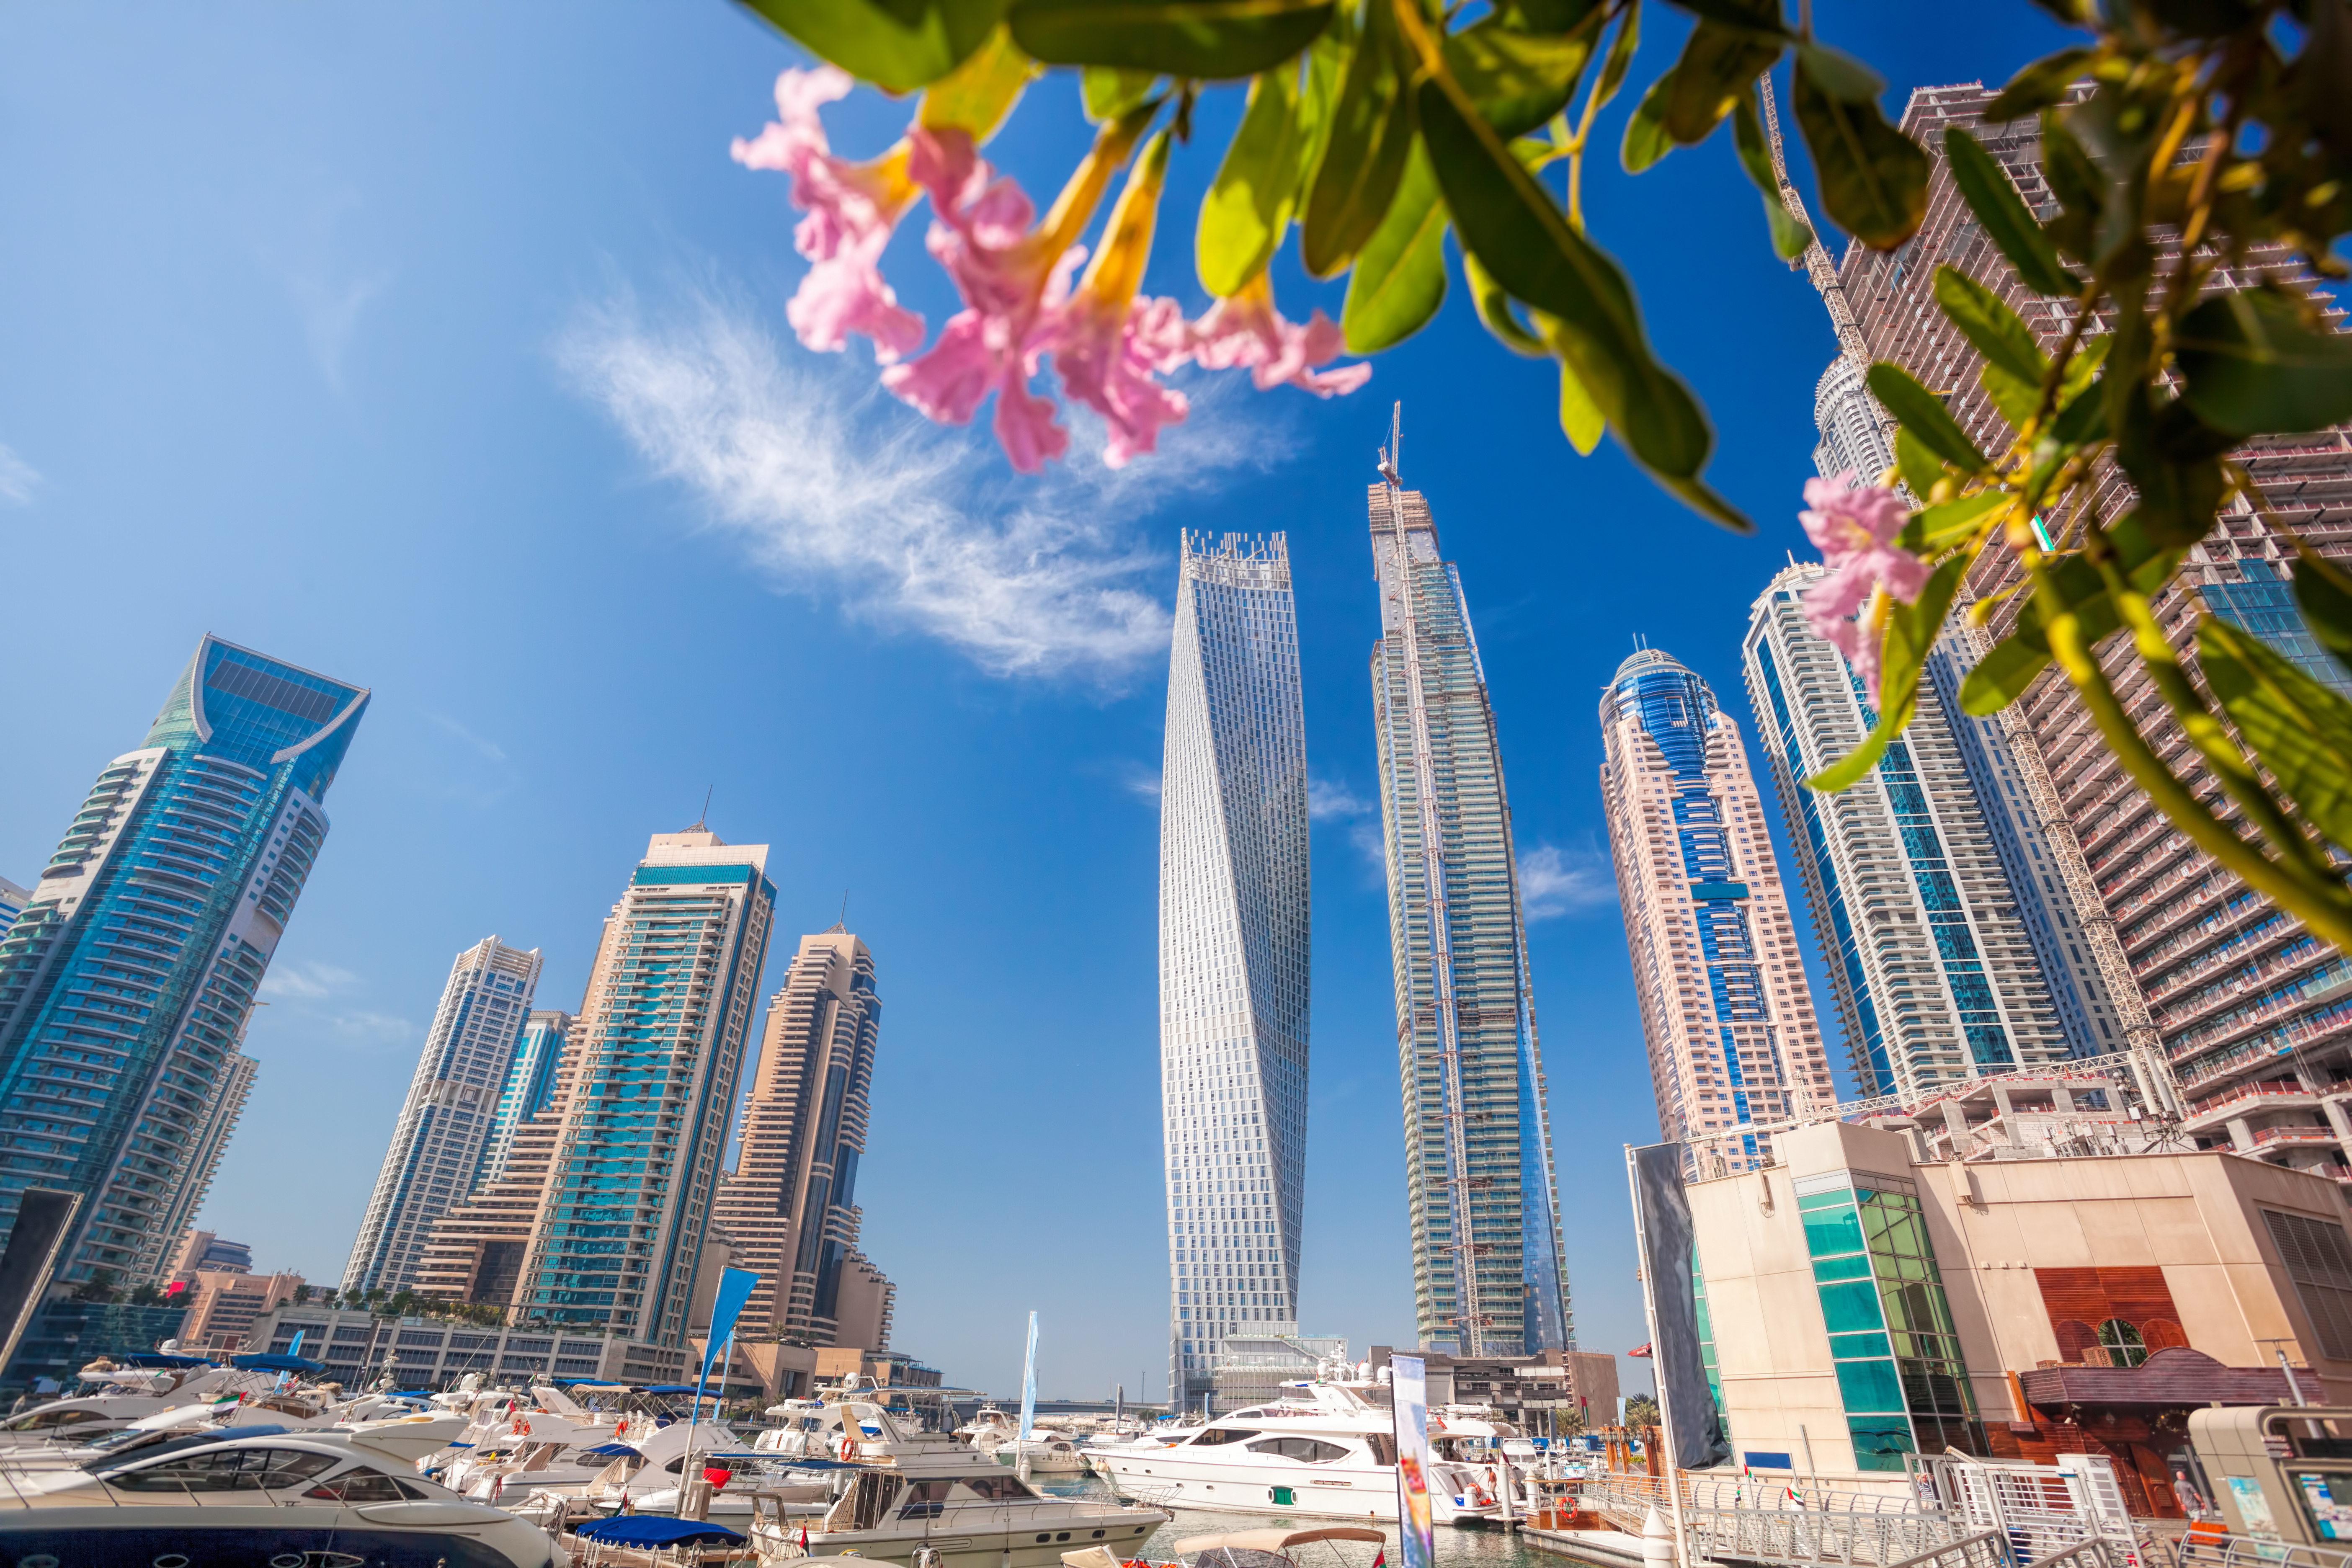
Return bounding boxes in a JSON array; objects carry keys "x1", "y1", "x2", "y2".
[
  {"x1": 699, "y1": 1267, "x2": 760, "y2": 1389},
  {"x1": 1627, "y1": 1142, "x2": 1730, "y2": 1471},
  {"x1": 1018, "y1": 1310, "x2": 1040, "y2": 1441},
  {"x1": 1392, "y1": 1354, "x2": 1435, "y2": 1568}
]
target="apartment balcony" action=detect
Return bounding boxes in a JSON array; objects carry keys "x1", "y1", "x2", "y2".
[
  {"x1": 2250, "y1": 1123, "x2": 2342, "y2": 1150},
  {"x1": 2156, "y1": 946, "x2": 2338, "y2": 1035},
  {"x1": 2182, "y1": 1078, "x2": 2315, "y2": 1132}
]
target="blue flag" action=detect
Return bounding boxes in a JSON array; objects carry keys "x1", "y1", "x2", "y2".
[{"x1": 700, "y1": 1267, "x2": 759, "y2": 1387}]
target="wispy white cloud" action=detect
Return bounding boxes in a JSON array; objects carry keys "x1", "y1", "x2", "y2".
[
  {"x1": 1308, "y1": 776, "x2": 1373, "y2": 821},
  {"x1": 1120, "y1": 764, "x2": 1162, "y2": 802},
  {"x1": 1518, "y1": 843, "x2": 1615, "y2": 921},
  {"x1": 259, "y1": 189, "x2": 393, "y2": 393},
  {"x1": 428, "y1": 713, "x2": 510, "y2": 766},
  {"x1": 0, "y1": 444, "x2": 39, "y2": 505},
  {"x1": 260, "y1": 960, "x2": 360, "y2": 1000},
  {"x1": 560, "y1": 286, "x2": 1285, "y2": 683},
  {"x1": 289, "y1": 269, "x2": 393, "y2": 392}
]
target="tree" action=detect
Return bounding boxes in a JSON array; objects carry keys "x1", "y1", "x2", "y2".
[
  {"x1": 71, "y1": 1269, "x2": 120, "y2": 1303},
  {"x1": 292, "y1": 1284, "x2": 313, "y2": 1305},
  {"x1": 733, "y1": 0, "x2": 2352, "y2": 953},
  {"x1": 1622, "y1": 1393, "x2": 1660, "y2": 1429}
]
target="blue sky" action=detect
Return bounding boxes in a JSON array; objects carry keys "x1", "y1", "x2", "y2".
[{"x1": 0, "y1": 3, "x2": 2070, "y2": 1402}]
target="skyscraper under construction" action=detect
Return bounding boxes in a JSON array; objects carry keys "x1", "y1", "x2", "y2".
[{"x1": 1366, "y1": 427, "x2": 1569, "y2": 1357}]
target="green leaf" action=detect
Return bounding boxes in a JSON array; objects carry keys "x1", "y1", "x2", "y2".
[
  {"x1": 1620, "y1": 71, "x2": 1675, "y2": 172},
  {"x1": 1957, "y1": 529, "x2": 2185, "y2": 714},
  {"x1": 2295, "y1": 548, "x2": 2352, "y2": 680},
  {"x1": 1670, "y1": 0, "x2": 1786, "y2": 28},
  {"x1": 1662, "y1": 20, "x2": 1784, "y2": 146},
  {"x1": 1082, "y1": 66, "x2": 1161, "y2": 121},
  {"x1": 1893, "y1": 427, "x2": 1945, "y2": 496},
  {"x1": 1500, "y1": 0, "x2": 1603, "y2": 31},
  {"x1": 1942, "y1": 128, "x2": 2079, "y2": 298},
  {"x1": 2200, "y1": 615, "x2": 2352, "y2": 851},
  {"x1": 1733, "y1": 90, "x2": 1812, "y2": 259},
  {"x1": 1979, "y1": 363, "x2": 2038, "y2": 433},
  {"x1": 1794, "y1": 40, "x2": 1882, "y2": 101},
  {"x1": 1008, "y1": 0, "x2": 1333, "y2": 77},
  {"x1": 1418, "y1": 74, "x2": 1736, "y2": 520},
  {"x1": 1866, "y1": 361, "x2": 1990, "y2": 474},
  {"x1": 2176, "y1": 287, "x2": 2352, "y2": 437},
  {"x1": 1983, "y1": 46, "x2": 2093, "y2": 123},
  {"x1": 1589, "y1": 0, "x2": 1641, "y2": 115},
  {"x1": 1444, "y1": 17, "x2": 1593, "y2": 140},
  {"x1": 1932, "y1": 264, "x2": 2045, "y2": 387},
  {"x1": 1464, "y1": 250, "x2": 1549, "y2": 356},
  {"x1": 921, "y1": 25, "x2": 1039, "y2": 139},
  {"x1": 1527, "y1": 311, "x2": 1605, "y2": 453},
  {"x1": 1344, "y1": 140, "x2": 1449, "y2": 352},
  {"x1": 1898, "y1": 487, "x2": 2006, "y2": 554},
  {"x1": 1791, "y1": 49, "x2": 1928, "y2": 250},
  {"x1": 1197, "y1": 66, "x2": 1303, "y2": 296},
  {"x1": 1808, "y1": 555, "x2": 1966, "y2": 791},
  {"x1": 2114, "y1": 388, "x2": 2228, "y2": 547},
  {"x1": 739, "y1": 0, "x2": 1008, "y2": 93},
  {"x1": 1301, "y1": 0, "x2": 1411, "y2": 276}
]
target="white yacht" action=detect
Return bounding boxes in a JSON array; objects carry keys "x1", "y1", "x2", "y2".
[
  {"x1": 0, "y1": 1418, "x2": 551, "y2": 1568},
  {"x1": 1093, "y1": 1381, "x2": 1502, "y2": 1525}
]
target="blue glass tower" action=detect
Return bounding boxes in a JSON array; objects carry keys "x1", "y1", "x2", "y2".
[
  {"x1": 475, "y1": 1009, "x2": 572, "y2": 1189},
  {"x1": 0, "y1": 635, "x2": 368, "y2": 1284}
]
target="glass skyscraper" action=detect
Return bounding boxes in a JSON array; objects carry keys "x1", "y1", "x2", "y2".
[
  {"x1": 1368, "y1": 473, "x2": 1569, "y2": 1356},
  {"x1": 343, "y1": 936, "x2": 544, "y2": 1297},
  {"x1": 0, "y1": 634, "x2": 368, "y2": 1285},
  {"x1": 1600, "y1": 648, "x2": 1836, "y2": 1176},
  {"x1": 513, "y1": 829, "x2": 774, "y2": 1347},
  {"x1": 1159, "y1": 531, "x2": 1310, "y2": 1413},
  {"x1": 476, "y1": 1008, "x2": 573, "y2": 1189},
  {"x1": 1744, "y1": 570, "x2": 2073, "y2": 1099}
]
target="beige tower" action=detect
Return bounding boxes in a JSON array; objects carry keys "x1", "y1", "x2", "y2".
[
  {"x1": 1601, "y1": 648, "x2": 1837, "y2": 1175},
  {"x1": 713, "y1": 928, "x2": 893, "y2": 1349}
]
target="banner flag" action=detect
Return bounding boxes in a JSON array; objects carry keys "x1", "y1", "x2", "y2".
[
  {"x1": 699, "y1": 1268, "x2": 760, "y2": 1387},
  {"x1": 1391, "y1": 1354, "x2": 1435, "y2": 1568}
]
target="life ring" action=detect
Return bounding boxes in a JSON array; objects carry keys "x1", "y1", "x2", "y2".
[{"x1": 841, "y1": 1434, "x2": 856, "y2": 1461}]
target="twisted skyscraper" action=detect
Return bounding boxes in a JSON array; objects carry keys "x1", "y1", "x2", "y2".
[
  {"x1": 1367, "y1": 437, "x2": 1569, "y2": 1357},
  {"x1": 1159, "y1": 531, "x2": 1310, "y2": 1413}
]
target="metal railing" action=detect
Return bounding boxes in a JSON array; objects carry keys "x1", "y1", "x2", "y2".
[
  {"x1": 2176, "y1": 1531, "x2": 2352, "y2": 1568},
  {"x1": 1673, "y1": 1503, "x2": 2006, "y2": 1568}
]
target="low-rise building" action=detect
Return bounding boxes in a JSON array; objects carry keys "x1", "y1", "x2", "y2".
[
  {"x1": 175, "y1": 1271, "x2": 303, "y2": 1351},
  {"x1": 1369, "y1": 1344, "x2": 1620, "y2": 1434},
  {"x1": 166, "y1": 1230, "x2": 253, "y2": 1281},
  {"x1": 1684, "y1": 1118, "x2": 2352, "y2": 1515},
  {"x1": 247, "y1": 1304, "x2": 691, "y2": 1388}
]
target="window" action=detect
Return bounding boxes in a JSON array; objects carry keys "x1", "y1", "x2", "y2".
[
  {"x1": 307, "y1": 1470, "x2": 427, "y2": 1502},
  {"x1": 112, "y1": 1448, "x2": 339, "y2": 1492},
  {"x1": 960, "y1": 1473, "x2": 1034, "y2": 1501},
  {"x1": 2096, "y1": 1319, "x2": 2148, "y2": 1368},
  {"x1": 1189, "y1": 1428, "x2": 1261, "y2": 1447},
  {"x1": 2264, "y1": 1210, "x2": 2352, "y2": 1359},
  {"x1": 1247, "y1": 1437, "x2": 1348, "y2": 1463}
]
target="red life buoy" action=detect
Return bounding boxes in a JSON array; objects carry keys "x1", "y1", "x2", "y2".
[{"x1": 841, "y1": 1434, "x2": 856, "y2": 1460}]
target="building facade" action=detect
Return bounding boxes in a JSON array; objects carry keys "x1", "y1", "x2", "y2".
[
  {"x1": 0, "y1": 877, "x2": 30, "y2": 931},
  {"x1": 1685, "y1": 1118, "x2": 2352, "y2": 1511},
  {"x1": 248, "y1": 1302, "x2": 694, "y2": 1388},
  {"x1": 1369, "y1": 476, "x2": 1569, "y2": 1356},
  {"x1": 1159, "y1": 531, "x2": 1312, "y2": 1411},
  {"x1": 343, "y1": 937, "x2": 545, "y2": 1297},
  {"x1": 712, "y1": 927, "x2": 895, "y2": 1348},
  {"x1": 179, "y1": 1267, "x2": 304, "y2": 1351},
  {"x1": 1745, "y1": 566, "x2": 2076, "y2": 1099},
  {"x1": 1810, "y1": 359, "x2": 1893, "y2": 485},
  {"x1": 0, "y1": 635, "x2": 368, "y2": 1284},
  {"x1": 1600, "y1": 649, "x2": 1836, "y2": 1173},
  {"x1": 476, "y1": 1008, "x2": 571, "y2": 1189},
  {"x1": 1828, "y1": 84, "x2": 2352, "y2": 1171},
  {"x1": 510, "y1": 829, "x2": 775, "y2": 1347}
]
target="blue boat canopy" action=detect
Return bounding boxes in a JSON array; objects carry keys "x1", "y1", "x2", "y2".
[
  {"x1": 574, "y1": 1516, "x2": 744, "y2": 1547},
  {"x1": 230, "y1": 1353, "x2": 325, "y2": 1372},
  {"x1": 111, "y1": 1354, "x2": 212, "y2": 1368},
  {"x1": 580, "y1": 1443, "x2": 641, "y2": 1457}
]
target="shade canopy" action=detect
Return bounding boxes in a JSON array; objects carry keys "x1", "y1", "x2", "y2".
[
  {"x1": 1176, "y1": 1529, "x2": 1388, "y2": 1554},
  {"x1": 573, "y1": 1516, "x2": 745, "y2": 1547}
]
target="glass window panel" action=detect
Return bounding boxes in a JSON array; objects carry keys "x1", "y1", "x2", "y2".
[
  {"x1": 1804, "y1": 1206, "x2": 1865, "y2": 1259},
  {"x1": 1812, "y1": 1253, "x2": 1872, "y2": 1282},
  {"x1": 1819, "y1": 1280, "x2": 1887, "y2": 1333},
  {"x1": 1798, "y1": 1191, "x2": 1854, "y2": 1212},
  {"x1": 1848, "y1": 1417, "x2": 1918, "y2": 1473},
  {"x1": 1835, "y1": 1358, "x2": 1908, "y2": 1414},
  {"x1": 1829, "y1": 1331, "x2": 1893, "y2": 1360}
]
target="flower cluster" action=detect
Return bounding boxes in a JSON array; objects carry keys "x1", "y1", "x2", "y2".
[
  {"x1": 733, "y1": 69, "x2": 1367, "y2": 473},
  {"x1": 1798, "y1": 472, "x2": 1926, "y2": 704}
]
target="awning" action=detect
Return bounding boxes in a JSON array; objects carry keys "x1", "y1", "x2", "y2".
[
  {"x1": 1176, "y1": 1529, "x2": 1388, "y2": 1554},
  {"x1": 2018, "y1": 1346, "x2": 2296, "y2": 1409},
  {"x1": 574, "y1": 1516, "x2": 745, "y2": 1547}
]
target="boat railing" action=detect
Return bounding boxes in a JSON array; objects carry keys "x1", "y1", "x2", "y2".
[
  {"x1": 1623, "y1": 1501, "x2": 2015, "y2": 1568},
  {"x1": 2175, "y1": 1531, "x2": 2352, "y2": 1568},
  {"x1": 1576, "y1": 1473, "x2": 1934, "y2": 1522}
]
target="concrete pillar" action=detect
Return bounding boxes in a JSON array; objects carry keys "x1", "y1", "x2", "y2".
[
  {"x1": 2321, "y1": 1098, "x2": 2352, "y2": 1172},
  {"x1": 2053, "y1": 1086, "x2": 2076, "y2": 1113},
  {"x1": 1943, "y1": 1102, "x2": 1972, "y2": 1155},
  {"x1": 2229, "y1": 1117, "x2": 2257, "y2": 1153},
  {"x1": 1993, "y1": 1088, "x2": 2024, "y2": 1147}
]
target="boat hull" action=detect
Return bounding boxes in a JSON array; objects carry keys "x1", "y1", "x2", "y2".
[
  {"x1": 0, "y1": 1516, "x2": 539, "y2": 1568},
  {"x1": 1097, "y1": 1452, "x2": 1497, "y2": 1526},
  {"x1": 753, "y1": 1506, "x2": 1164, "y2": 1568}
]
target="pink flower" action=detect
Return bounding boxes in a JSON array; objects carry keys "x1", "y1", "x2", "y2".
[
  {"x1": 1190, "y1": 279, "x2": 1372, "y2": 397},
  {"x1": 732, "y1": 67, "x2": 925, "y2": 363},
  {"x1": 882, "y1": 126, "x2": 1086, "y2": 472},
  {"x1": 1053, "y1": 297, "x2": 1192, "y2": 468},
  {"x1": 1799, "y1": 472, "x2": 1924, "y2": 703}
]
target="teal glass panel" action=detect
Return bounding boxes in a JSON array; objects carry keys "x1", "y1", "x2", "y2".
[
  {"x1": 1803, "y1": 1206, "x2": 1865, "y2": 1258},
  {"x1": 1835, "y1": 1359, "x2": 1907, "y2": 1413},
  {"x1": 1798, "y1": 1189, "x2": 1853, "y2": 1211},
  {"x1": 1848, "y1": 1416, "x2": 1917, "y2": 1472},
  {"x1": 1828, "y1": 1331, "x2": 1892, "y2": 1359},
  {"x1": 1812, "y1": 1252, "x2": 1872, "y2": 1282},
  {"x1": 1818, "y1": 1280, "x2": 1886, "y2": 1333}
]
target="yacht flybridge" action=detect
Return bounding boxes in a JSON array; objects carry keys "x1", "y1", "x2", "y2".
[{"x1": 1093, "y1": 1380, "x2": 1501, "y2": 1525}]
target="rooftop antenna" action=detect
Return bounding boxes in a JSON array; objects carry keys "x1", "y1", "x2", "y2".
[
  {"x1": 689, "y1": 783, "x2": 713, "y2": 833},
  {"x1": 1377, "y1": 400, "x2": 1401, "y2": 485}
]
